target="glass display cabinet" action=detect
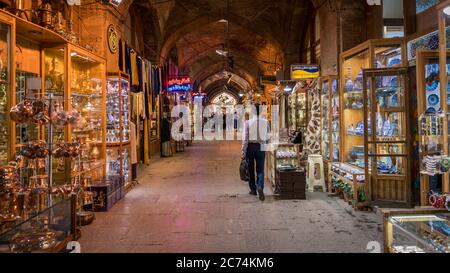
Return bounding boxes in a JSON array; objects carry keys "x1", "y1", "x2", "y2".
[
  {"x1": 43, "y1": 46, "x2": 67, "y2": 186},
  {"x1": 363, "y1": 67, "x2": 411, "y2": 207},
  {"x1": 321, "y1": 79, "x2": 330, "y2": 161},
  {"x1": 321, "y1": 77, "x2": 340, "y2": 163},
  {"x1": 383, "y1": 208, "x2": 449, "y2": 253},
  {"x1": 417, "y1": 50, "x2": 450, "y2": 206},
  {"x1": 68, "y1": 45, "x2": 106, "y2": 186},
  {"x1": 106, "y1": 72, "x2": 131, "y2": 187},
  {"x1": 339, "y1": 38, "x2": 406, "y2": 208},
  {"x1": 287, "y1": 89, "x2": 307, "y2": 136},
  {"x1": 0, "y1": 194, "x2": 76, "y2": 253},
  {"x1": 0, "y1": 13, "x2": 14, "y2": 166},
  {"x1": 340, "y1": 38, "x2": 405, "y2": 170}
]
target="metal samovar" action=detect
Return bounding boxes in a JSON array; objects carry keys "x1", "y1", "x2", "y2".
[{"x1": 38, "y1": 2, "x2": 53, "y2": 29}]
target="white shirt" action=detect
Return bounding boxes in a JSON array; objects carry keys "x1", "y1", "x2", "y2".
[{"x1": 241, "y1": 116, "x2": 271, "y2": 155}]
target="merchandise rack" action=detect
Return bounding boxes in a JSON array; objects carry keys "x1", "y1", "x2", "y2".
[{"x1": 417, "y1": 50, "x2": 450, "y2": 206}]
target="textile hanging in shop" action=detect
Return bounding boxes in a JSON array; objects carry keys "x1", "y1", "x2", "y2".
[
  {"x1": 118, "y1": 39, "x2": 126, "y2": 72},
  {"x1": 126, "y1": 45, "x2": 132, "y2": 81},
  {"x1": 143, "y1": 119, "x2": 150, "y2": 165},
  {"x1": 144, "y1": 82, "x2": 150, "y2": 119},
  {"x1": 136, "y1": 56, "x2": 143, "y2": 92},
  {"x1": 131, "y1": 92, "x2": 146, "y2": 120},
  {"x1": 159, "y1": 67, "x2": 163, "y2": 93},
  {"x1": 130, "y1": 121, "x2": 138, "y2": 164},
  {"x1": 146, "y1": 62, "x2": 152, "y2": 115},
  {"x1": 130, "y1": 49, "x2": 139, "y2": 88}
]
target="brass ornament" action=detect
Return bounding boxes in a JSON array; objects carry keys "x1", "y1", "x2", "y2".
[{"x1": 107, "y1": 25, "x2": 118, "y2": 54}]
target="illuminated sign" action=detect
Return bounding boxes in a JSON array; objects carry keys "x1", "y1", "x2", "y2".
[
  {"x1": 290, "y1": 64, "x2": 320, "y2": 80},
  {"x1": 168, "y1": 77, "x2": 192, "y2": 92}
]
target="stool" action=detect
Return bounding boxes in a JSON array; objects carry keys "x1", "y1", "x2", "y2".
[{"x1": 306, "y1": 155, "x2": 326, "y2": 192}]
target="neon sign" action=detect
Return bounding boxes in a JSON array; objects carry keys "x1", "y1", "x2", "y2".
[{"x1": 168, "y1": 77, "x2": 192, "y2": 92}]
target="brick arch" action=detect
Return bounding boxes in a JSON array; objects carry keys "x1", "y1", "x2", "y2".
[{"x1": 158, "y1": 12, "x2": 285, "y2": 66}]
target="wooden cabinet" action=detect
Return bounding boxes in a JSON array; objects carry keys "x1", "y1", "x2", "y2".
[{"x1": 339, "y1": 38, "x2": 410, "y2": 208}]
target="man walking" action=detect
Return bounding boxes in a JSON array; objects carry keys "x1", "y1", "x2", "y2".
[{"x1": 241, "y1": 104, "x2": 270, "y2": 201}]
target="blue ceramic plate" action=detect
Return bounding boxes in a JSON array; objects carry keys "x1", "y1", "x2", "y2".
[
  {"x1": 428, "y1": 94, "x2": 439, "y2": 106},
  {"x1": 388, "y1": 58, "x2": 401, "y2": 67},
  {"x1": 426, "y1": 80, "x2": 439, "y2": 92},
  {"x1": 390, "y1": 77, "x2": 398, "y2": 87}
]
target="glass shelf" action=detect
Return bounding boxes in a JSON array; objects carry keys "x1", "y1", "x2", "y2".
[
  {"x1": 388, "y1": 213, "x2": 449, "y2": 253},
  {"x1": 0, "y1": 194, "x2": 74, "y2": 253},
  {"x1": 106, "y1": 74, "x2": 131, "y2": 186},
  {"x1": 0, "y1": 20, "x2": 11, "y2": 165}
]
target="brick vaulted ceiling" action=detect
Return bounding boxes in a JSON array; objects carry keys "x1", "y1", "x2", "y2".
[{"x1": 127, "y1": 0, "x2": 315, "y2": 95}]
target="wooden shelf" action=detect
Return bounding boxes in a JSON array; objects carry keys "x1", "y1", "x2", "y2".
[{"x1": 14, "y1": 14, "x2": 67, "y2": 45}]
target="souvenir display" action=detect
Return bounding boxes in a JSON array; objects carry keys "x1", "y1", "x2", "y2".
[
  {"x1": 106, "y1": 73, "x2": 131, "y2": 186},
  {"x1": 417, "y1": 50, "x2": 450, "y2": 206},
  {"x1": 338, "y1": 39, "x2": 409, "y2": 208},
  {"x1": 69, "y1": 49, "x2": 105, "y2": 186},
  {"x1": 329, "y1": 162, "x2": 366, "y2": 206},
  {"x1": 287, "y1": 87, "x2": 307, "y2": 136},
  {"x1": 266, "y1": 144, "x2": 302, "y2": 191},
  {"x1": 384, "y1": 212, "x2": 450, "y2": 253},
  {"x1": 321, "y1": 79, "x2": 330, "y2": 161},
  {"x1": 363, "y1": 67, "x2": 409, "y2": 205}
]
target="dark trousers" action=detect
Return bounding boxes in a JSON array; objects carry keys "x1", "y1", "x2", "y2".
[
  {"x1": 132, "y1": 163, "x2": 137, "y2": 180},
  {"x1": 246, "y1": 143, "x2": 266, "y2": 192}
]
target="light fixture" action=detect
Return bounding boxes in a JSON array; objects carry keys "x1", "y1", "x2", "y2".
[
  {"x1": 216, "y1": 49, "x2": 228, "y2": 56},
  {"x1": 444, "y1": 5, "x2": 450, "y2": 16},
  {"x1": 218, "y1": 19, "x2": 228, "y2": 23},
  {"x1": 107, "y1": 0, "x2": 123, "y2": 6},
  {"x1": 70, "y1": 52, "x2": 77, "y2": 57}
]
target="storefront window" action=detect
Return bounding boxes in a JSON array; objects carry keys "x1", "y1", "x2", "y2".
[
  {"x1": 70, "y1": 50, "x2": 105, "y2": 184},
  {"x1": 0, "y1": 22, "x2": 10, "y2": 165}
]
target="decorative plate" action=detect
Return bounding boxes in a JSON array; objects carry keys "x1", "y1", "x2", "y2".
[{"x1": 428, "y1": 94, "x2": 439, "y2": 106}]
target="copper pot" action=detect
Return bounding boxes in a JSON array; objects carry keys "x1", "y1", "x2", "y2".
[
  {"x1": 10, "y1": 101, "x2": 33, "y2": 123},
  {"x1": 29, "y1": 175, "x2": 48, "y2": 190}
]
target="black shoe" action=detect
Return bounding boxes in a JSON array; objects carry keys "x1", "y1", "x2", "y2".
[
  {"x1": 258, "y1": 188, "x2": 265, "y2": 201},
  {"x1": 249, "y1": 190, "x2": 257, "y2": 196}
]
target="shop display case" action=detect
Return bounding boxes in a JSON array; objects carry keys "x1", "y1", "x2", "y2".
[
  {"x1": 287, "y1": 89, "x2": 307, "y2": 136},
  {"x1": 266, "y1": 143, "x2": 302, "y2": 191},
  {"x1": 383, "y1": 208, "x2": 449, "y2": 253},
  {"x1": 68, "y1": 46, "x2": 106, "y2": 186},
  {"x1": 329, "y1": 162, "x2": 366, "y2": 206},
  {"x1": 340, "y1": 38, "x2": 406, "y2": 170},
  {"x1": 106, "y1": 72, "x2": 131, "y2": 186},
  {"x1": 321, "y1": 77, "x2": 340, "y2": 163},
  {"x1": 363, "y1": 67, "x2": 411, "y2": 207},
  {"x1": 417, "y1": 50, "x2": 450, "y2": 206},
  {"x1": 0, "y1": 194, "x2": 76, "y2": 253},
  {"x1": 339, "y1": 38, "x2": 407, "y2": 208},
  {"x1": 43, "y1": 46, "x2": 67, "y2": 185},
  {"x1": 0, "y1": 13, "x2": 14, "y2": 166}
]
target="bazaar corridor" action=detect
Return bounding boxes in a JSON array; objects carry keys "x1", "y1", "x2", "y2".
[{"x1": 79, "y1": 141, "x2": 382, "y2": 253}]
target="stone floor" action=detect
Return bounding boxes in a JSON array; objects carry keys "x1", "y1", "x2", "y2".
[{"x1": 78, "y1": 141, "x2": 383, "y2": 253}]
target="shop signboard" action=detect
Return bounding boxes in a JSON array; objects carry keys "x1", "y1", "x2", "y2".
[
  {"x1": 168, "y1": 76, "x2": 192, "y2": 92},
  {"x1": 260, "y1": 75, "x2": 277, "y2": 85},
  {"x1": 290, "y1": 64, "x2": 320, "y2": 80}
]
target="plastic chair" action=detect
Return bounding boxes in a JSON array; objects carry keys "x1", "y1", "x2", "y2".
[{"x1": 307, "y1": 155, "x2": 326, "y2": 192}]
